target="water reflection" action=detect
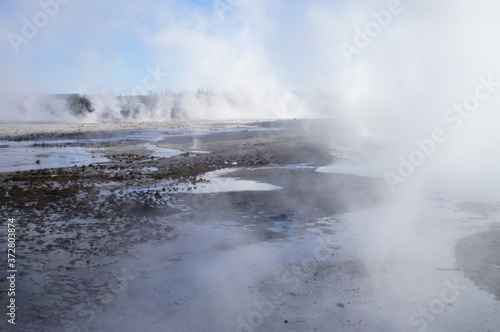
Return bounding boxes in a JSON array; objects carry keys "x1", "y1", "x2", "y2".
[
  {"x1": 0, "y1": 140, "x2": 109, "y2": 172},
  {"x1": 315, "y1": 163, "x2": 384, "y2": 178}
]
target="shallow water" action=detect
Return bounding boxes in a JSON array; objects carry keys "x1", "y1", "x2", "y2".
[
  {"x1": 185, "y1": 168, "x2": 282, "y2": 193},
  {"x1": 0, "y1": 140, "x2": 109, "y2": 172},
  {"x1": 315, "y1": 163, "x2": 384, "y2": 178},
  {"x1": 0, "y1": 125, "x2": 264, "y2": 173},
  {"x1": 3, "y1": 123, "x2": 499, "y2": 332},
  {"x1": 0, "y1": 129, "x2": 182, "y2": 173},
  {"x1": 80, "y1": 192, "x2": 500, "y2": 332}
]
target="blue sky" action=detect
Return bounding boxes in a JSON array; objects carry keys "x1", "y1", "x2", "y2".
[
  {"x1": 0, "y1": 0, "x2": 352, "y2": 94},
  {"x1": 1, "y1": 1, "x2": 163, "y2": 93},
  {"x1": 0, "y1": 0, "x2": 499, "y2": 104}
]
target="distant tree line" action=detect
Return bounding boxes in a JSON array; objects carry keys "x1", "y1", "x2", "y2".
[{"x1": 67, "y1": 94, "x2": 94, "y2": 115}]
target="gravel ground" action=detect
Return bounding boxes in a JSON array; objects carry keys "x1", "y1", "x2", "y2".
[
  {"x1": 0, "y1": 120, "x2": 498, "y2": 332},
  {"x1": 0, "y1": 119, "x2": 373, "y2": 331}
]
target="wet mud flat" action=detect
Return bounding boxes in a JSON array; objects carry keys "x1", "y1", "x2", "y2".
[
  {"x1": 1, "y1": 120, "x2": 498, "y2": 331},
  {"x1": 454, "y1": 201, "x2": 500, "y2": 301},
  {"x1": 0, "y1": 120, "x2": 384, "y2": 331},
  {"x1": 455, "y1": 229, "x2": 500, "y2": 300}
]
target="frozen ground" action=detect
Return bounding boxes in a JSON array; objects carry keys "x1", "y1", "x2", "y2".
[{"x1": 0, "y1": 120, "x2": 498, "y2": 332}]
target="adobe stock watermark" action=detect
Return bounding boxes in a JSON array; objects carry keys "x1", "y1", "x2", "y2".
[
  {"x1": 7, "y1": 0, "x2": 72, "y2": 54},
  {"x1": 340, "y1": 0, "x2": 409, "y2": 63},
  {"x1": 408, "y1": 277, "x2": 467, "y2": 332},
  {"x1": 130, "y1": 65, "x2": 168, "y2": 96},
  {"x1": 214, "y1": 0, "x2": 242, "y2": 21},
  {"x1": 235, "y1": 233, "x2": 340, "y2": 332},
  {"x1": 385, "y1": 74, "x2": 500, "y2": 192}
]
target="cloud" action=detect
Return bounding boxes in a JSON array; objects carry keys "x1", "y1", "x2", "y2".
[{"x1": 0, "y1": 0, "x2": 499, "y2": 123}]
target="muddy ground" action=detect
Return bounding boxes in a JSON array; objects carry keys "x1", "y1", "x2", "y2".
[
  {"x1": 0, "y1": 120, "x2": 380, "y2": 331},
  {"x1": 0, "y1": 119, "x2": 498, "y2": 331}
]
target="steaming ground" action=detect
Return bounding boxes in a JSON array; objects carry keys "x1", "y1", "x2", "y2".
[{"x1": 0, "y1": 120, "x2": 499, "y2": 332}]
